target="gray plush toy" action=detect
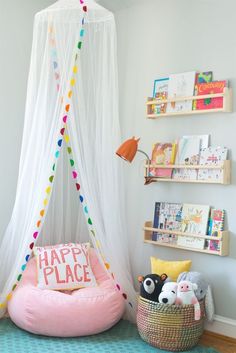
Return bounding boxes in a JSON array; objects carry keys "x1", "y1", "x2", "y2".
[{"x1": 177, "y1": 271, "x2": 215, "y2": 322}]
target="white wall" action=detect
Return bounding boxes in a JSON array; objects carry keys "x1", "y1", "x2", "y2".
[
  {"x1": 0, "y1": 0, "x2": 54, "y2": 237},
  {"x1": 115, "y1": 0, "x2": 236, "y2": 321}
]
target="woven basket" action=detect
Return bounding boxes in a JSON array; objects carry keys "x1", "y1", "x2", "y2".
[{"x1": 137, "y1": 296, "x2": 205, "y2": 352}]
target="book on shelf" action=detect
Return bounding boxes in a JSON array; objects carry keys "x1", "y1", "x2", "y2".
[
  {"x1": 173, "y1": 136, "x2": 201, "y2": 180},
  {"x1": 152, "y1": 202, "x2": 161, "y2": 241},
  {"x1": 207, "y1": 209, "x2": 225, "y2": 252},
  {"x1": 183, "y1": 134, "x2": 209, "y2": 151},
  {"x1": 198, "y1": 146, "x2": 228, "y2": 181},
  {"x1": 195, "y1": 71, "x2": 213, "y2": 84},
  {"x1": 166, "y1": 71, "x2": 196, "y2": 113},
  {"x1": 152, "y1": 78, "x2": 169, "y2": 114},
  {"x1": 194, "y1": 80, "x2": 227, "y2": 110},
  {"x1": 178, "y1": 203, "x2": 210, "y2": 250},
  {"x1": 192, "y1": 71, "x2": 213, "y2": 110},
  {"x1": 149, "y1": 143, "x2": 177, "y2": 178},
  {"x1": 152, "y1": 202, "x2": 182, "y2": 243}
]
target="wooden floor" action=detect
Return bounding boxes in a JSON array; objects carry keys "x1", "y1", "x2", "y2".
[{"x1": 200, "y1": 331, "x2": 236, "y2": 353}]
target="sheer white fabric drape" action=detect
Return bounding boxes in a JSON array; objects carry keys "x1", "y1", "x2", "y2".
[{"x1": 0, "y1": 0, "x2": 137, "y2": 321}]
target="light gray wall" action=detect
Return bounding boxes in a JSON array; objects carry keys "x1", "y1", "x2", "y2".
[
  {"x1": 1, "y1": 0, "x2": 235, "y2": 322},
  {"x1": 115, "y1": 0, "x2": 236, "y2": 320},
  {"x1": 0, "y1": 0, "x2": 54, "y2": 237}
]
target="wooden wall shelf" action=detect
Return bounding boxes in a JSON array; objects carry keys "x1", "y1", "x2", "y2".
[
  {"x1": 144, "y1": 160, "x2": 231, "y2": 185},
  {"x1": 146, "y1": 87, "x2": 232, "y2": 118},
  {"x1": 144, "y1": 221, "x2": 229, "y2": 256}
]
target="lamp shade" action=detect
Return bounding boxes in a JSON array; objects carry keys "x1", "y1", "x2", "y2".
[{"x1": 116, "y1": 137, "x2": 140, "y2": 163}]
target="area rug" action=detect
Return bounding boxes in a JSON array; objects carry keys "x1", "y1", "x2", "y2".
[{"x1": 0, "y1": 318, "x2": 219, "y2": 353}]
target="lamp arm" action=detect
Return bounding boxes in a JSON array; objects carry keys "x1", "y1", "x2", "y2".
[{"x1": 137, "y1": 149, "x2": 150, "y2": 161}]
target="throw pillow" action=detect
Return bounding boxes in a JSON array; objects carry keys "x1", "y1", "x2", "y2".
[
  {"x1": 150, "y1": 256, "x2": 192, "y2": 282},
  {"x1": 34, "y1": 242, "x2": 97, "y2": 290}
]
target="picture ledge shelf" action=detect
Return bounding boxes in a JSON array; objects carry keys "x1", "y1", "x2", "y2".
[
  {"x1": 146, "y1": 87, "x2": 233, "y2": 118},
  {"x1": 144, "y1": 160, "x2": 231, "y2": 185},
  {"x1": 143, "y1": 221, "x2": 229, "y2": 256}
]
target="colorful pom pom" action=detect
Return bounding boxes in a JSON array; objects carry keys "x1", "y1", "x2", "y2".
[
  {"x1": 46, "y1": 186, "x2": 51, "y2": 194},
  {"x1": 49, "y1": 175, "x2": 54, "y2": 183},
  {"x1": 72, "y1": 171, "x2": 77, "y2": 179},
  {"x1": 33, "y1": 232, "x2": 38, "y2": 239}
]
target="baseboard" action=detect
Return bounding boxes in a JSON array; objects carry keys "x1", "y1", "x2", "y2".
[{"x1": 205, "y1": 315, "x2": 236, "y2": 339}]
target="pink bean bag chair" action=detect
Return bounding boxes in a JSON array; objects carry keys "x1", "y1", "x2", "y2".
[{"x1": 8, "y1": 249, "x2": 125, "y2": 337}]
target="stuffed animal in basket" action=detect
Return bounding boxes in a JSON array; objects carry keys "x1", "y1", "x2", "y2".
[
  {"x1": 138, "y1": 273, "x2": 168, "y2": 302},
  {"x1": 158, "y1": 282, "x2": 177, "y2": 305},
  {"x1": 176, "y1": 280, "x2": 201, "y2": 321},
  {"x1": 177, "y1": 271, "x2": 215, "y2": 321},
  {"x1": 177, "y1": 271, "x2": 208, "y2": 300}
]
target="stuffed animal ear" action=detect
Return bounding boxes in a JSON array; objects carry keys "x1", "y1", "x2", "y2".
[
  {"x1": 177, "y1": 271, "x2": 187, "y2": 283},
  {"x1": 160, "y1": 273, "x2": 168, "y2": 282},
  {"x1": 138, "y1": 275, "x2": 144, "y2": 283}
]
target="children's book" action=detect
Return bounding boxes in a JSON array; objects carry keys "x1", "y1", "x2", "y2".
[
  {"x1": 173, "y1": 136, "x2": 201, "y2": 180},
  {"x1": 158, "y1": 202, "x2": 183, "y2": 232},
  {"x1": 178, "y1": 203, "x2": 210, "y2": 250},
  {"x1": 208, "y1": 209, "x2": 225, "y2": 252},
  {"x1": 195, "y1": 80, "x2": 227, "y2": 110},
  {"x1": 182, "y1": 135, "x2": 209, "y2": 151},
  {"x1": 149, "y1": 143, "x2": 176, "y2": 178},
  {"x1": 177, "y1": 236, "x2": 206, "y2": 250},
  {"x1": 193, "y1": 71, "x2": 213, "y2": 110},
  {"x1": 195, "y1": 71, "x2": 213, "y2": 84},
  {"x1": 152, "y1": 202, "x2": 182, "y2": 242},
  {"x1": 152, "y1": 202, "x2": 161, "y2": 241},
  {"x1": 166, "y1": 71, "x2": 196, "y2": 113},
  {"x1": 152, "y1": 78, "x2": 169, "y2": 114},
  {"x1": 181, "y1": 203, "x2": 210, "y2": 235},
  {"x1": 198, "y1": 146, "x2": 228, "y2": 181}
]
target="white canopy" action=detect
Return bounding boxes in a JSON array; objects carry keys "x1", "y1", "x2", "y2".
[{"x1": 0, "y1": 0, "x2": 137, "y2": 321}]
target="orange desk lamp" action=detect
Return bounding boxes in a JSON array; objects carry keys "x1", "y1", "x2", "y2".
[
  {"x1": 116, "y1": 137, "x2": 153, "y2": 184},
  {"x1": 116, "y1": 137, "x2": 150, "y2": 163}
]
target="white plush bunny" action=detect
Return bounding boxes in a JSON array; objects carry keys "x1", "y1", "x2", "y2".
[
  {"x1": 159, "y1": 282, "x2": 177, "y2": 305},
  {"x1": 176, "y1": 280, "x2": 201, "y2": 320}
]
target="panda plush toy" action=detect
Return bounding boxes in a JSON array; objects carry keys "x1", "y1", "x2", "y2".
[{"x1": 138, "y1": 273, "x2": 168, "y2": 302}]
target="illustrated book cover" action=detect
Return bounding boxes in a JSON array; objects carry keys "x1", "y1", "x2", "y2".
[
  {"x1": 195, "y1": 80, "x2": 227, "y2": 110},
  {"x1": 208, "y1": 209, "x2": 225, "y2": 251},
  {"x1": 152, "y1": 202, "x2": 182, "y2": 243},
  {"x1": 152, "y1": 78, "x2": 169, "y2": 114},
  {"x1": 149, "y1": 143, "x2": 176, "y2": 178},
  {"x1": 178, "y1": 203, "x2": 210, "y2": 249},
  {"x1": 166, "y1": 71, "x2": 196, "y2": 113},
  {"x1": 192, "y1": 71, "x2": 213, "y2": 110},
  {"x1": 173, "y1": 136, "x2": 201, "y2": 180},
  {"x1": 198, "y1": 146, "x2": 228, "y2": 181}
]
